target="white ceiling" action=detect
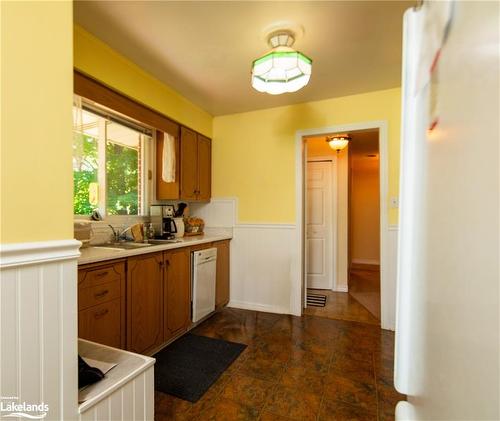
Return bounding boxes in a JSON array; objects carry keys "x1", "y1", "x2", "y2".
[{"x1": 74, "y1": 1, "x2": 413, "y2": 116}]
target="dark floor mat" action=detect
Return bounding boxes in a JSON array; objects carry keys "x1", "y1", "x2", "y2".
[{"x1": 153, "y1": 333, "x2": 246, "y2": 402}]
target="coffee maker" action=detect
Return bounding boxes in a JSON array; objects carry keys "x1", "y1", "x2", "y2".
[{"x1": 150, "y1": 205, "x2": 177, "y2": 239}]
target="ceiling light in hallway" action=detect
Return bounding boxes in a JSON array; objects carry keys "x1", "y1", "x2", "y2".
[
  {"x1": 326, "y1": 134, "x2": 351, "y2": 152},
  {"x1": 251, "y1": 30, "x2": 312, "y2": 95}
]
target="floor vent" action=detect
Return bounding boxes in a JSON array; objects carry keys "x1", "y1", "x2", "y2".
[{"x1": 307, "y1": 293, "x2": 327, "y2": 307}]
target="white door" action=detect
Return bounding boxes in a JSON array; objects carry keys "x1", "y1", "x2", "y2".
[{"x1": 306, "y1": 161, "x2": 333, "y2": 289}]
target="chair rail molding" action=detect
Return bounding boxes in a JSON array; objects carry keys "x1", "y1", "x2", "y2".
[
  {"x1": 0, "y1": 239, "x2": 81, "y2": 420},
  {"x1": 0, "y1": 239, "x2": 82, "y2": 268}
]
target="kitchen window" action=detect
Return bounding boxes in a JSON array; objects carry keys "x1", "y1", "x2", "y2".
[{"x1": 73, "y1": 96, "x2": 152, "y2": 216}]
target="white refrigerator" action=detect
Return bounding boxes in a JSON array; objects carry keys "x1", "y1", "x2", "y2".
[{"x1": 395, "y1": 1, "x2": 499, "y2": 420}]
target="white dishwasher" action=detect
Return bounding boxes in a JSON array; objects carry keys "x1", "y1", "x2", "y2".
[{"x1": 191, "y1": 248, "x2": 217, "y2": 323}]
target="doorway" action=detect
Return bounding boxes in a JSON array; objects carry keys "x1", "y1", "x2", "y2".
[
  {"x1": 348, "y1": 130, "x2": 381, "y2": 320},
  {"x1": 299, "y1": 123, "x2": 386, "y2": 326}
]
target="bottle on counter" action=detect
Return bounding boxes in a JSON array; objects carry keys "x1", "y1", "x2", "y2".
[{"x1": 144, "y1": 223, "x2": 155, "y2": 241}]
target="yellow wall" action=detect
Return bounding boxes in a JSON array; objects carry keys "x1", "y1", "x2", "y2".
[
  {"x1": 1, "y1": 1, "x2": 74, "y2": 243},
  {"x1": 351, "y1": 157, "x2": 380, "y2": 262},
  {"x1": 213, "y1": 88, "x2": 401, "y2": 224},
  {"x1": 74, "y1": 25, "x2": 213, "y2": 137}
]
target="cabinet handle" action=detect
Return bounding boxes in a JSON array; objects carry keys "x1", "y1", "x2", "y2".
[
  {"x1": 95, "y1": 271, "x2": 109, "y2": 278},
  {"x1": 94, "y1": 289, "x2": 109, "y2": 299},
  {"x1": 94, "y1": 309, "x2": 109, "y2": 319},
  {"x1": 165, "y1": 259, "x2": 170, "y2": 267},
  {"x1": 158, "y1": 261, "x2": 164, "y2": 268}
]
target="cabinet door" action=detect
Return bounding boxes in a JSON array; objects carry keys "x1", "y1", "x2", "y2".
[
  {"x1": 197, "y1": 134, "x2": 211, "y2": 201},
  {"x1": 164, "y1": 248, "x2": 191, "y2": 341},
  {"x1": 180, "y1": 126, "x2": 198, "y2": 200},
  {"x1": 156, "y1": 130, "x2": 180, "y2": 200},
  {"x1": 79, "y1": 299, "x2": 122, "y2": 348},
  {"x1": 215, "y1": 241, "x2": 230, "y2": 308},
  {"x1": 127, "y1": 253, "x2": 164, "y2": 354}
]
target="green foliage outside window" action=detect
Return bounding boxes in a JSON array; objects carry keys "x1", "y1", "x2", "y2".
[
  {"x1": 72, "y1": 130, "x2": 140, "y2": 215},
  {"x1": 73, "y1": 132, "x2": 98, "y2": 215},
  {"x1": 106, "y1": 142, "x2": 139, "y2": 215}
]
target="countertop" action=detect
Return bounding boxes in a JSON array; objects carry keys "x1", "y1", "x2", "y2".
[{"x1": 78, "y1": 229, "x2": 232, "y2": 266}]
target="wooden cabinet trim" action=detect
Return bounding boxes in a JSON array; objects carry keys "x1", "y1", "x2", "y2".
[
  {"x1": 74, "y1": 71, "x2": 180, "y2": 136},
  {"x1": 78, "y1": 262, "x2": 125, "y2": 289}
]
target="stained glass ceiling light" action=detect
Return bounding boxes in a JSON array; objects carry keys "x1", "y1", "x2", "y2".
[{"x1": 251, "y1": 30, "x2": 312, "y2": 95}]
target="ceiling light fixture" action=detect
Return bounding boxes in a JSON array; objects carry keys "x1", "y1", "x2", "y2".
[
  {"x1": 251, "y1": 30, "x2": 312, "y2": 95},
  {"x1": 326, "y1": 134, "x2": 351, "y2": 153}
]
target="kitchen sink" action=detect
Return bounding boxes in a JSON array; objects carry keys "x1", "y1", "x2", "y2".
[
  {"x1": 147, "y1": 239, "x2": 182, "y2": 245},
  {"x1": 93, "y1": 242, "x2": 153, "y2": 250}
]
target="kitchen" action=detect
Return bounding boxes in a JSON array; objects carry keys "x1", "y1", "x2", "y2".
[{"x1": 2, "y1": 1, "x2": 499, "y2": 421}]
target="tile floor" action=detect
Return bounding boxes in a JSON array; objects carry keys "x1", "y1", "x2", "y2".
[
  {"x1": 304, "y1": 268, "x2": 381, "y2": 324},
  {"x1": 304, "y1": 289, "x2": 380, "y2": 326},
  {"x1": 155, "y1": 308, "x2": 405, "y2": 421}
]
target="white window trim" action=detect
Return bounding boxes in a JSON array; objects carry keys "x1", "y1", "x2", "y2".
[{"x1": 73, "y1": 106, "x2": 153, "y2": 220}]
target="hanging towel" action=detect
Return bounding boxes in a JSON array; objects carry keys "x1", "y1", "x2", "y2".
[{"x1": 162, "y1": 133, "x2": 176, "y2": 182}]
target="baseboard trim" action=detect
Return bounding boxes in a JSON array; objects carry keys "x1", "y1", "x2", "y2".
[
  {"x1": 0, "y1": 239, "x2": 81, "y2": 268},
  {"x1": 333, "y1": 286, "x2": 348, "y2": 292},
  {"x1": 351, "y1": 258, "x2": 380, "y2": 265},
  {"x1": 351, "y1": 262, "x2": 381, "y2": 272},
  {"x1": 227, "y1": 300, "x2": 291, "y2": 315},
  {"x1": 235, "y1": 223, "x2": 296, "y2": 230}
]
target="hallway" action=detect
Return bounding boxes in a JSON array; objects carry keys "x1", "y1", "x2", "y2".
[
  {"x1": 304, "y1": 267, "x2": 381, "y2": 326},
  {"x1": 349, "y1": 267, "x2": 381, "y2": 320}
]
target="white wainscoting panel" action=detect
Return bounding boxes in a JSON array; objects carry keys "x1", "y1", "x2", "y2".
[
  {"x1": 0, "y1": 240, "x2": 81, "y2": 420},
  {"x1": 78, "y1": 366, "x2": 154, "y2": 421},
  {"x1": 381, "y1": 225, "x2": 399, "y2": 331},
  {"x1": 228, "y1": 224, "x2": 297, "y2": 315}
]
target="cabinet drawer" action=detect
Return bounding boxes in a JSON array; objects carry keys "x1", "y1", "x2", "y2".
[
  {"x1": 79, "y1": 262, "x2": 125, "y2": 289},
  {"x1": 79, "y1": 280, "x2": 121, "y2": 311},
  {"x1": 79, "y1": 299, "x2": 121, "y2": 349}
]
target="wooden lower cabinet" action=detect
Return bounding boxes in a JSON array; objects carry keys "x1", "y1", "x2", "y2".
[
  {"x1": 127, "y1": 253, "x2": 164, "y2": 354},
  {"x1": 78, "y1": 241, "x2": 230, "y2": 355},
  {"x1": 79, "y1": 299, "x2": 122, "y2": 348},
  {"x1": 215, "y1": 240, "x2": 230, "y2": 308},
  {"x1": 163, "y1": 248, "x2": 191, "y2": 341},
  {"x1": 78, "y1": 261, "x2": 126, "y2": 349}
]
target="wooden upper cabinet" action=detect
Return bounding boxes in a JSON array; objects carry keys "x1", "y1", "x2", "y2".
[
  {"x1": 180, "y1": 126, "x2": 199, "y2": 200},
  {"x1": 197, "y1": 134, "x2": 212, "y2": 201},
  {"x1": 156, "y1": 129, "x2": 180, "y2": 200},
  {"x1": 127, "y1": 253, "x2": 164, "y2": 354},
  {"x1": 180, "y1": 127, "x2": 211, "y2": 201},
  {"x1": 163, "y1": 248, "x2": 191, "y2": 341}
]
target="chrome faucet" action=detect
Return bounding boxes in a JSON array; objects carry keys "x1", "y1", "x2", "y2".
[
  {"x1": 108, "y1": 224, "x2": 120, "y2": 242},
  {"x1": 108, "y1": 224, "x2": 135, "y2": 242}
]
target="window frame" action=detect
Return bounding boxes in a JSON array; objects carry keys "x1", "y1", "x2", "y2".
[
  {"x1": 72, "y1": 99, "x2": 153, "y2": 218},
  {"x1": 73, "y1": 71, "x2": 181, "y2": 221}
]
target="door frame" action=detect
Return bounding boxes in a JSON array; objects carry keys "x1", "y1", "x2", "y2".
[
  {"x1": 306, "y1": 157, "x2": 338, "y2": 292},
  {"x1": 293, "y1": 121, "x2": 389, "y2": 326}
]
